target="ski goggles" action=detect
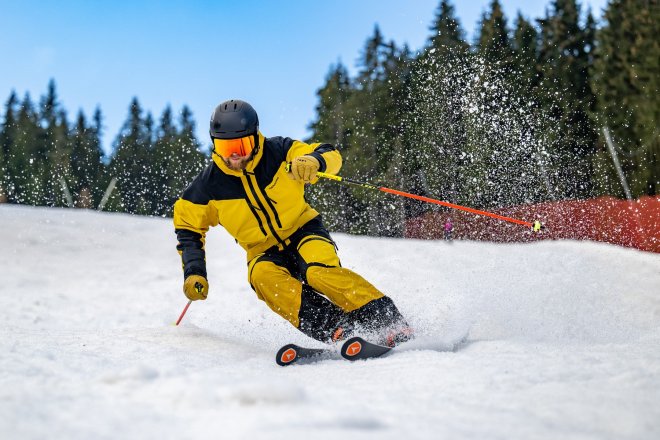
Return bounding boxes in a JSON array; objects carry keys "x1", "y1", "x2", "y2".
[{"x1": 212, "y1": 135, "x2": 255, "y2": 158}]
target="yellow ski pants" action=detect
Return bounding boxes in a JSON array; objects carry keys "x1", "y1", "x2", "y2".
[{"x1": 247, "y1": 218, "x2": 384, "y2": 336}]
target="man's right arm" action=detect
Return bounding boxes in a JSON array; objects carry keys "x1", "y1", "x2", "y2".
[
  {"x1": 173, "y1": 186, "x2": 217, "y2": 300},
  {"x1": 175, "y1": 226, "x2": 207, "y2": 278}
]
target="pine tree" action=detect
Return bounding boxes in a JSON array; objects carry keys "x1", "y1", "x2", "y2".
[
  {"x1": 0, "y1": 91, "x2": 19, "y2": 203},
  {"x1": 91, "y1": 107, "x2": 107, "y2": 206},
  {"x1": 345, "y1": 25, "x2": 386, "y2": 178},
  {"x1": 308, "y1": 62, "x2": 351, "y2": 147},
  {"x1": 591, "y1": 0, "x2": 659, "y2": 197},
  {"x1": 513, "y1": 12, "x2": 540, "y2": 89},
  {"x1": 306, "y1": 62, "x2": 356, "y2": 232},
  {"x1": 537, "y1": 0, "x2": 597, "y2": 199},
  {"x1": 109, "y1": 97, "x2": 153, "y2": 214},
  {"x1": 379, "y1": 43, "x2": 415, "y2": 236},
  {"x1": 428, "y1": 0, "x2": 469, "y2": 54},
  {"x1": 405, "y1": 0, "x2": 470, "y2": 212},
  {"x1": 70, "y1": 109, "x2": 103, "y2": 208},
  {"x1": 39, "y1": 80, "x2": 73, "y2": 207},
  {"x1": 477, "y1": 0, "x2": 513, "y2": 65},
  {"x1": 510, "y1": 14, "x2": 559, "y2": 203},
  {"x1": 583, "y1": 8, "x2": 597, "y2": 71},
  {"x1": 151, "y1": 105, "x2": 178, "y2": 215},
  {"x1": 467, "y1": 4, "x2": 553, "y2": 208},
  {"x1": 9, "y1": 93, "x2": 46, "y2": 205},
  {"x1": 357, "y1": 31, "x2": 414, "y2": 234},
  {"x1": 340, "y1": 25, "x2": 395, "y2": 234},
  {"x1": 91, "y1": 107, "x2": 114, "y2": 210},
  {"x1": 464, "y1": 0, "x2": 515, "y2": 208},
  {"x1": 171, "y1": 105, "x2": 206, "y2": 210},
  {"x1": 149, "y1": 105, "x2": 207, "y2": 217}
]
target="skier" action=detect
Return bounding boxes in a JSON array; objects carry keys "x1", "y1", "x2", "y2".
[
  {"x1": 173, "y1": 99, "x2": 412, "y2": 347},
  {"x1": 443, "y1": 218, "x2": 453, "y2": 241}
]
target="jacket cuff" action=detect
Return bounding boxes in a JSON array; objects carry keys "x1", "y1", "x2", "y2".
[
  {"x1": 308, "y1": 151, "x2": 327, "y2": 172},
  {"x1": 184, "y1": 260, "x2": 207, "y2": 279}
]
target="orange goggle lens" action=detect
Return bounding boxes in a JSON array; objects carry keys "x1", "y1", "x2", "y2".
[{"x1": 213, "y1": 136, "x2": 255, "y2": 158}]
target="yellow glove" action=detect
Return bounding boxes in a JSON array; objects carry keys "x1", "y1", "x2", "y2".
[
  {"x1": 183, "y1": 275, "x2": 208, "y2": 301},
  {"x1": 289, "y1": 155, "x2": 320, "y2": 183}
]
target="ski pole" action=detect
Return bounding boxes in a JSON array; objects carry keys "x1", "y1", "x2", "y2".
[
  {"x1": 316, "y1": 171, "x2": 543, "y2": 231},
  {"x1": 175, "y1": 300, "x2": 192, "y2": 326}
]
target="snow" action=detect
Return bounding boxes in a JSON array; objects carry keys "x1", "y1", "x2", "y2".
[{"x1": 1, "y1": 204, "x2": 659, "y2": 439}]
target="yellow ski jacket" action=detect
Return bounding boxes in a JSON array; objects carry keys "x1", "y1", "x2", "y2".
[{"x1": 173, "y1": 132, "x2": 342, "y2": 277}]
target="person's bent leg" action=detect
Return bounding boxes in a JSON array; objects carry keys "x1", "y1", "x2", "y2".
[
  {"x1": 248, "y1": 253, "x2": 344, "y2": 342},
  {"x1": 296, "y1": 234, "x2": 412, "y2": 344}
]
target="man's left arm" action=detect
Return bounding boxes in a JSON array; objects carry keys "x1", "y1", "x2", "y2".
[{"x1": 287, "y1": 141, "x2": 342, "y2": 183}]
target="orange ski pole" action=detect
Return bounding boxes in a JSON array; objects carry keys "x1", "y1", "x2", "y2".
[
  {"x1": 175, "y1": 300, "x2": 192, "y2": 326},
  {"x1": 316, "y1": 171, "x2": 543, "y2": 231}
]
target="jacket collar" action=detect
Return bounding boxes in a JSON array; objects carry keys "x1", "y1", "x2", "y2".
[{"x1": 212, "y1": 132, "x2": 265, "y2": 176}]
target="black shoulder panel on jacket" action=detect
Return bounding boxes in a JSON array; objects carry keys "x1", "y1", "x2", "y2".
[
  {"x1": 266, "y1": 136, "x2": 294, "y2": 163},
  {"x1": 181, "y1": 163, "x2": 213, "y2": 204},
  {"x1": 182, "y1": 161, "x2": 246, "y2": 203},
  {"x1": 252, "y1": 137, "x2": 294, "y2": 187}
]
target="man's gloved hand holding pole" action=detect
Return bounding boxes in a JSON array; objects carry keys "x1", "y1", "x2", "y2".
[
  {"x1": 289, "y1": 155, "x2": 320, "y2": 184},
  {"x1": 183, "y1": 274, "x2": 208, "y2": 301}
]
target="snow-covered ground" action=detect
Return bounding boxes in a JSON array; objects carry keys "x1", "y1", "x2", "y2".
[{"x1": 1, "y1": 205, "x2": 659, "y2": 440}]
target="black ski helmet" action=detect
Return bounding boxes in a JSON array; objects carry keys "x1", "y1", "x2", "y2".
[{"x1": 209, "y1": 99, "x2": 259, "y2": 140}]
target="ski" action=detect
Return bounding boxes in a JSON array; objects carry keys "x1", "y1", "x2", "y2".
[
  {"x1": 340, "y1": 336, "x2": 392, "y2": 361},
  {"x1": 276, "y1": 336, "x2": 396, "y2": 366},
  {"x1": 275, "y1": 343, "x2": 335, "y2": 366}
]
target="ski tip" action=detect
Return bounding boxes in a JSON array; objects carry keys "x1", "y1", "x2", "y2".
[
  {"x1": 340, "y1": 337, "x2": 367, "y2": 360},
  {"x1": 340, "y1": 336, "x2": 392, "y2": 361},
  {"x1": 276, "y1": 344, "x2": 299, "y2": 367}
]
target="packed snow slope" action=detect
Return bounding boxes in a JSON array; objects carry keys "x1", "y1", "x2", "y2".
[{"x1": 1, "y1": 205, "x2": 659, "y2": 440}]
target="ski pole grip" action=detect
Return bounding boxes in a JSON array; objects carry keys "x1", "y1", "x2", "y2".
[
  {"x1": 316, "y1": 171, "x2": 343, "y2": 182},
  {"x1": 285, "y1": 162, "x2": 342, "y2": 182}
]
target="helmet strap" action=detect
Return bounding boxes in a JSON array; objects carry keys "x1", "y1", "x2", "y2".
[{"x1": 251, "y1": 133, "x2": 260, "y2": 156}]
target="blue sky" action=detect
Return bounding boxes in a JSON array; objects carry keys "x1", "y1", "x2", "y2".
[{"x1": 0, "y1": 0, "x2": 607, "y2": 155}]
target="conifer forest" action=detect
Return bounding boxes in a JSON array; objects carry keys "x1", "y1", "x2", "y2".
[{"x1": 1, "y1": 0, "x2": 657, "y2": 236}]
